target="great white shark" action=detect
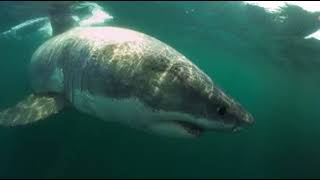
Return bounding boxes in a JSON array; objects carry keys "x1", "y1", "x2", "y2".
[{"x1": 0, "y1": 11, "x2": 254, "y2": 138}]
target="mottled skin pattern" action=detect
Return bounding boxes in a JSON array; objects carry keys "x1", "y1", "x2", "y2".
[{"x1": 30, "y1": 27, "x2": 253, "y2": 136}]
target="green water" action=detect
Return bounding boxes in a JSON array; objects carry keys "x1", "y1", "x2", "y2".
[{"x1": 0, "y1": 1, "x2": 320, "y2": 178}]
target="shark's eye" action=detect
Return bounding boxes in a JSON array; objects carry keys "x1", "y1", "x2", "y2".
[{"x1": 217, "y1": 106, "x2": 227, "y2": 116}]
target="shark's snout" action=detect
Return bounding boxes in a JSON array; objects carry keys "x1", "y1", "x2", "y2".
[
  {"x1": 232, "y1": 112, "x2": 254, "y2": 132},
  {"x1": 244, "y1": 113, "x2": 254, "y2": 125}
]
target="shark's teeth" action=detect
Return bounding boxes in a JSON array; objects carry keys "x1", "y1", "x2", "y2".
[{"x1": 174, "y1": 121, "x2": 204, "y2": 137}]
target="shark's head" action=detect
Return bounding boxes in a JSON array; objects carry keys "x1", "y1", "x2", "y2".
[
  {"x1": 146, "y1": 82, "x2": 254, "y2": 138},
  {"x1": 140, "y1": 51, "x2": 254, "y2": 138},
  {"x1": 67, "y1": 29, "x2": 254, "y2": 138}
]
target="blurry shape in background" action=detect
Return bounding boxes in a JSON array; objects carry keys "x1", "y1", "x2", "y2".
[
  {"x1": 244, "y1": 1, "x2": 320, "y2": 13},
  {"x1": 244, "y1": 1, "x2": 320, "y2": 40},
  {"x1": 0, "y1": 1, "x2": 113, "y2": 40},
  {"x1": 305, "y1": 29, "x2": 320, "y2": 40},
  {"x1": 0, "y1": 17, "x2": 50, "y2": 40},
  {"x1": 306, "y1": 16, "x2": 320, "y2": 40},
  {"x1": 71, "y1": 1, "x2": 113, "y2": 26}
]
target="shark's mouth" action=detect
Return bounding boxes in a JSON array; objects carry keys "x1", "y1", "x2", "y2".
[{"x1": 173, "y1": 120, "x2": 205, "y2": 137}]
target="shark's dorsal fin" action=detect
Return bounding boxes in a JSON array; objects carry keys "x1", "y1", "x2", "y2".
[{"x1": 0, "y1": 94, "x2": 65, "y2": 127}]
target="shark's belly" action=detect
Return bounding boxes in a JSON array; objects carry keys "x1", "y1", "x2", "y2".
[
  {"x1": 71, "y1": 89, "x2": 206, "y2": 137},
  {"x1": 72, "y1": 89, "x2": 154, "y2": 128}
]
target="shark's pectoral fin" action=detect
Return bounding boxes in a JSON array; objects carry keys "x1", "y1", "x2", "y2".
[{"x1": 0, "y1": 93, "x2": 66, "y2": 127}]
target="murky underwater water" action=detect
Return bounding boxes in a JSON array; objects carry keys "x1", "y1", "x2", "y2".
[{"x1": 0, "y1": 1, "x2": 320, "y2": 178}]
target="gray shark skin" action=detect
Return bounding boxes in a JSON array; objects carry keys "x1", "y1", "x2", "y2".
[{"x1": 7, "y1": 26, "x2": 254, "y2": 138}]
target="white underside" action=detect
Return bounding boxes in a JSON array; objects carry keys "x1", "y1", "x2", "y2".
[
  {"x1": 71, "y1": 89, "x2": 234, "y2": 137},
  {"x1": 72, "y1": 89, "x2": 198, "y2": 137}
]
